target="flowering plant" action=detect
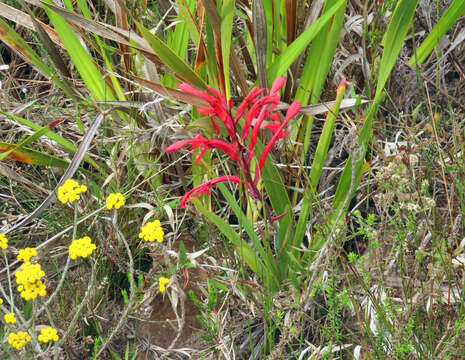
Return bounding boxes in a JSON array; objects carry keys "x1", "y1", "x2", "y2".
[
  {"x1": 166, "y1": 78, "x2": 349, "y2": 291},
  {"x1": 165, "y1": 77, "x2": 301, "y2": 221}
]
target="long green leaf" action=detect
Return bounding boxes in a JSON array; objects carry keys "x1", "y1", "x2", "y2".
[
  {"x1": 0, "y1": 142, "x2": 69, "y2": 167},
  {"x1": 292, "y1": 79, "x2": 346, "y2": 248},
  {"x1": 408, "y1": 0, "x2": 465, "y2": 67},
  {"x1": 0, "y1": 120, "x2": 60, "y2": 162},
  {"x1": 332, "y1": 0, "x2": 420, "y2": 215},
  {"x1": 220, "y1": 0, "x2": 236, "y2": 100},
  {"x1": 266, "y1": 0, "x2": 345, "y2": 82},
  {"x1": 376, "y1": 0, "x2": 419, "y2": 100},
  {"x1": 0, "y1": 110, "x2": 103, "y2": 174},
  {"x1": 0, "y1": 18, "x2": 75, "y2": 100},
  {"x1": 293, "y1": 0, "x2": 347, "y2": 158},
  {"x1": 190, "y1": 197, "x2": 278, "y2": 290},
  {"x1": 41, "y1": 0, "x2": 116, "y2": 101},
  {"x1": 134, "y1": 20, "x2": 207, "y2": 89}
]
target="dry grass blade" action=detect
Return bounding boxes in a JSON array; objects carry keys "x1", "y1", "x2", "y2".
[
  {"x1": 201, "y1": 0, "x2": 248, "y2": 96},
  {"x1": 276, "y1": 98, "x2": 369, "y2": 116},
  {"x1": 0, "y1": 2, "x2": 62, "y2": 46},
  {"x1": 127, "y1": 74, "x2": 209, "y2": 108},
  {"x1": 38, "y1": 1, "x2": 138, "y2": 48},
  {"x1": 285, "y1": 0, "x2": 297, "y2": 45},
  {"x1": 3, "y1": 112, "x2": 106, "y2": 235},
  {"x1": 253, "y1": 0, "x2": 268, "y2": 89}
]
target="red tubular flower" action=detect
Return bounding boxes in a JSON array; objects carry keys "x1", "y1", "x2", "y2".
[
  {"x1": 168, "y1": 77, "x2": 301, "y2": 215},
  {"x1": 259, "y1": 101, "x2": 301, "y2": 169},
  {"x1": 180, "y1": 175, "x2": 244, "y2": 207},
  {"x1": 179, "y1": 83, "x2": 236, "y2": 139},
  {"x1": 234, "y1": 87, "x2": 265, "y2": 124},
  {"x1": 165, "y1": 134, "x2": 238, "y2": 162}
]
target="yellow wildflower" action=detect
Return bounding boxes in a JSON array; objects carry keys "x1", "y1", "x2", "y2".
[
  {"x1": 0, "y1": 298, "x2": 3, "y2": 305},
  {"x1": 17, "y1": 247, "x2": 37, "y2": 263},
  {"x1": 8, "y1": 331, "x2": 31, "y2": 350},
  {"x1": 14, "y1": 262, "x2": 47, "y2": 300},
  {"x1": 158, "y1": 277, "x2": 169, "y2": 292},
  {"x1": 138, "y1": 220, "x2": 164, "y2": 243},
  {"x1": 4, "y1": 313, "x2": 16, "y2": 324},
  {"x1": 57, "y1": 179, "x2": 87, "y2": 204},
  {"x1": 38, "y1": 327, "x2": 59, "y2": 343},
  {"x1": 0, "y1": 233, "x2": 8, "y2": 249},
  {"x1": 69, "y1": 236, "x2": 96, "y2": 260},
  {"x1": 106, "y1": 193, "x2": 125, "y2": 210}
]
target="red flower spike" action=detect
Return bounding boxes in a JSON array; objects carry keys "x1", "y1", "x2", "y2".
[
  {"x1": 165, "y1": 139, "x2": 195, "y2": 153},
  {"x1": 259, "y1": 101, "x2": 301, "y2": 169},
  {"x1": 234, "y1": 87, "x2": 265, "y2": 124},
  {"x1": 248, "y1": 105, "x2": 269, "y2": 152},
  {"x1": 264, "y1": 122, "x2": 289, "y2": 138},
  {"x1": 169, "y1": 78, "x2": 300, "y2": 223},
  {"x1": 180, "y1": 175, "x2": 244, "y2": 207},
  {"x1": 270, "y1": 76, "x2": 286, "y2": 95},
  {"x1": 241, "y1": 94, "x2": 280, "y2": 141},
  {"x1": 178, "y1": 83, "x2": 216, "y2": 103},
  {"x1": 165, "y1": 134, "x2": 238, "y2": 161}
]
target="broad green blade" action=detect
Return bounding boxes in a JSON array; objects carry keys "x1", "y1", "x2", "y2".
[
  {"x1": 292, "y1": 79, "x2": 346, "y2": 249},
  {"x1": 0, "y1": 120, "x2": 61, "y2": 162},
  {"x1": 408, "y1": 0, "x2": 465, "y2": 67},
  {"x1": 220, "y1": 0, "x2": 236, "y2": 100},
  {"x1": 0, "y1": 17, "x2": 75, "y2": 99},
  {"x1": 266, "y1": 0, "x2": 345, "y2": 82},
  {"x1": 191, "y1": 197, "x2": 279, "y2": 290},
  {"x1": 41, "y1": 0, "x2": 116, "y2": 101},
  {"x1": 376, "y1": 0, "x2": 419, "y2": 101},
  {"x1": 217, "y1": 183, "x2": 269, "y2": 262},
  {"x1": 0, "y1": 142, "x2": 69, "y2": 168},
  {"x1": 134, "y1": 20, "x2": 207, "y2": 89}
]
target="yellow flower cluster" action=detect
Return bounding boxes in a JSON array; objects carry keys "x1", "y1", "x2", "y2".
[
  {"x1": 38, "y1": 327, "x2": 59, "y2": 343},
  {"x1": 4, "y1": 313, "x2": 16, "y2": 324},
  {"x1": 15, "y1": 262, "x2": 47, "y2": 300},
  {"x1": 57, "y1": 179, "x2": 87, "y2": 204},
  {"x1": 8, "y1": 331, "x2": 31, "y2": 350},
  {"x1": 106, "y1": 193, "x2": 125, "y2": 210},
  {"x1": 158, "y1": 277, "x2": 169, "y2": 292},
  {"x1": 0, "y1": 298, "x2": 3, "y2": 305},
  {"x1": 138, "y1": 220, "x2": 164, "y2": 243},
  {"x1": 69, "y1": 236, "x2": 96, "y2": 260},
  {"x1": 0, "y1": 233, "x2": 8, "y2": 249},
  {"x1": 17, "y1": 247, "x2": 37, "y2": 263}
]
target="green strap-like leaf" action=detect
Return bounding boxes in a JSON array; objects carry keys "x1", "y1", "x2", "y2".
[
  {"x1": 408, "y1": 0, "x2": 465, "y2": 67},
  {"x1": 266, "y1": 0, "x2": 345, "y2": 82},
  {"x1": 134, "y1": 20, "x2": 207, "y2": 89}
]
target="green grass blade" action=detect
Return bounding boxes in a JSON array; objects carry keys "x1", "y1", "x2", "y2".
[
  {"x1": 255, "y1": 140, "x2": 294, "y2": 248},
  {"x1": 220, "y1": 0, "x2": 236, "y2": 100},
  {"x1": 309, "y1": 80, "x2": 346, "y2": 187},
  {"x1": 0, "y1": 18, "x2": 75, "y2": 100},
  {"x1": 41, "y1": 0, "x2": 116, "y2": 101},
  {"x1": 0, "y1": 110, "x2": 104, "y2": 174},
  {"x1": 74, "y1": 0, "x2": 126, "y2": 101},
  {"x1": 217, "y1": 183, "x2": 267, "y2": 261},
  {"x1": 293, "y1": 0, "x2": 347, "y2": 157},
  {"x1": 291, "y1": 80, "x2": 346, "y2": 248},
  {"x1": 376, "y1": 0, "x2": 419, "y2": 100},
  {"x1": 0, "y1": 142, "x2": 69, "y2": 167},
  {"x1": 266, "y1": 0, "x2": 345, "y2": 82},
  {"x1": 190, "y1": 197, "x2": 278, "y2": 290},
  {"x1": 164, "y1": 0, "x2": 196, "y2": 88},
  {"x1": 294, "y1": 0, "x2": 347, "y2": 106},
  {"x1": 0, "y1": 120, "x2": 61, "y2": 162},
  {"x1": 408, "y1": 0, "x2": 465, "y2": 67},
  {"x1": 134, "y1": 20, "x2": 207, "y2": 89}
]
